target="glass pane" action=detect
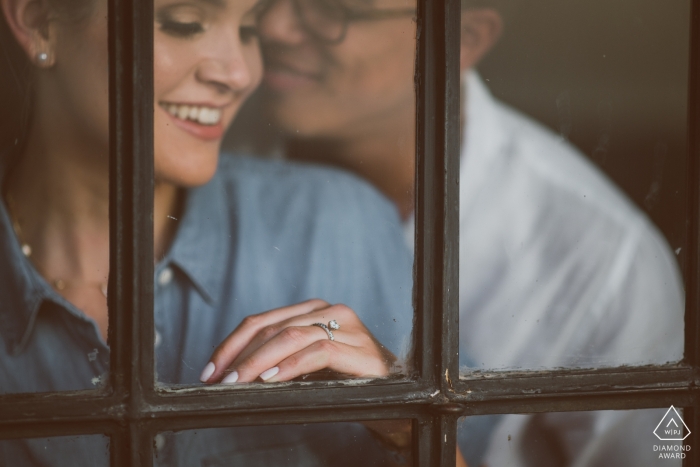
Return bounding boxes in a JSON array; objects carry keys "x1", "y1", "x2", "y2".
[
  {"x1": 0, "y1": 0, "x2": 110, "y2": 392},
  {"x1": 0, "y1": 435, "x2": 110, "y2": 466},
  {"x1": 459, "y1": 408, "x2": 689, "y2": 466},
  {"x1": 153, "y1": 0, "x2": 415, "y2": 386},
  {"x1": 155, "y1": 420, "x2": 413, "y2": 466},
  {"x1": 458, "y1": 1, "x2": 688, "y2": 371}
]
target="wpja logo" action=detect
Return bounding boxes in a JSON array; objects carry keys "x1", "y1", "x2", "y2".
[{"x1": 653, "y1": 406, "x2": 691, "y2": 459}]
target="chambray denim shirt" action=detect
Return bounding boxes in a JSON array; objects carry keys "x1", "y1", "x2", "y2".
[{"x1": 0, "y1": 154, "x2": 413, "y2": 466}]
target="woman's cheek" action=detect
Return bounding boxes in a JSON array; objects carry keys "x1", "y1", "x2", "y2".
[
  {"x1": 153, "y1": 37, "x2": 183, "y2": 92},
  {"x1": 243, "y1": 41, "x2": 264, "y2": 91}
]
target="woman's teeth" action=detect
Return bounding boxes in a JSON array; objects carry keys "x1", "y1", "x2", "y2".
[{"x1": 162, "y1": 103, "x2": 222, "y2": 125}]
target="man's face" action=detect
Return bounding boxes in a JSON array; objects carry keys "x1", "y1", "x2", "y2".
[{"x1": 258, "y1": 0, "x2": 417, "y2": 140}]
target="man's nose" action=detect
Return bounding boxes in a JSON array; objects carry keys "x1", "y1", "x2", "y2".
[{"x1": 259, "y1": 0, "x2": 307, "y2": 45}]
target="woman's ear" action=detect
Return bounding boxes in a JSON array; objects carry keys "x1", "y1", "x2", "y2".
[
  {"x1": 1, "y1": 0, "x2": 56, "y2": 67},
  {"x1": 460, "y1": 8, "x2": 503, "y2": 72}
]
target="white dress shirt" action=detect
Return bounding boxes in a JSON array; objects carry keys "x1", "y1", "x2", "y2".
[{"x1": 407, "y1": 72, "x2": 685, "y2": 466}]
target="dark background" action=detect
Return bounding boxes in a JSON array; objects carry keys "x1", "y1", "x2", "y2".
[{"x1": 224, "y1": 0, "x2": 691, "y2": 274}]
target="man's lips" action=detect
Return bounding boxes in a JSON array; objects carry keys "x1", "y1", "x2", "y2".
[{"x1": 263, "y1": 62, "x2": 321, "y2": 91}]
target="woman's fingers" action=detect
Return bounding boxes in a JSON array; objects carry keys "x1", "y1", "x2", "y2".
[
  {"x1": 200, "y1": 299, "x2": 330, "y2": 383},
  {"x1": 232, "y1": 325, "x2": 340, "y2": 382},
  {"x1": 253, "y1": 340, "x2": 391, "y2": 383},
  {"x1": 229, "y1": 304, "x2": 369, "y2": 370}
]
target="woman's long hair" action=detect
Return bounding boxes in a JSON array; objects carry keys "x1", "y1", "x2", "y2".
[
  {"x1": 0, "y1": 11, "x2": 32, "y2": 160},
  {"x1": 0, "y1": 1, "x2": 94, "y2": 163}
]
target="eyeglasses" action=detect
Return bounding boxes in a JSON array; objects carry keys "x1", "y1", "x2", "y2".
[{"x1": 261, "y1": 0, "x2": 417, "y2": 45}]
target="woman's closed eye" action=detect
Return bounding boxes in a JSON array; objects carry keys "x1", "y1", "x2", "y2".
[
  {"x1": 160, "y1": 20, "x2": 205, "y2": 37},
  {"x1": 157, "y1": 4, "x2": 207, "y2": 38}
]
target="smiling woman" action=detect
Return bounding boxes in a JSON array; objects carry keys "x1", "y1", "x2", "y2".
[
  {"x1": 152, "y1": 0, "x2": 263, "y2": 186},
  {"x1": 0, "y1": 0, "x2": 414, "y2": 464}
]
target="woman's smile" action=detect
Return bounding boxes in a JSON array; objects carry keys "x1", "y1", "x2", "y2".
[{"x1": 159, "y1": 101, "x2": 226, "y2": 140}]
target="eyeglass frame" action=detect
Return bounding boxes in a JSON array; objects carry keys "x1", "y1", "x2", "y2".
[{"x1": 258, "y1": 0, "x2": 417, "y2": 45}]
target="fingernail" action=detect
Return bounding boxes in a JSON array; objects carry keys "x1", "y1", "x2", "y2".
[
  {"x1": 222, "y1": 371, "x2": 239, "y2": 384},
  {"x1": 199, "y1": 362, "x2": 215, "y2": 382},
  {"x1": 259, "y1": 367, "x2": 279, "y2": 381}
]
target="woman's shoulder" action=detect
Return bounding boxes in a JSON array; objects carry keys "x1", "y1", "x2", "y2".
[{"x1": 216, "y1": 153, "x2": 402, "y2": 227}]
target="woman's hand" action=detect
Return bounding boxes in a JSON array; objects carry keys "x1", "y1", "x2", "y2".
[{"x1": 199, "y1": 299, "x2": 397, "y2": 383}]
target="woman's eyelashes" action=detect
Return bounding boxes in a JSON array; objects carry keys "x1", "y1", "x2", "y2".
[
  {"x1": 158, "y1": 19, "x2": 257, "y2": 43},
  {"x1": 160, "y1": 20, "x2": 205, "y2": 38}
]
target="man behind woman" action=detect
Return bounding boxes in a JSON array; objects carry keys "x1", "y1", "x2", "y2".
[{"x1": 252, "y1": 0, "x2": 685, "y2": 465}]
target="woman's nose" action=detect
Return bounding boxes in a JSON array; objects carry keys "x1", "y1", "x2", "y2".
[
  {"x1": 258, "y1": 0, "x2": 307, "y2": 45},
  {"x1": 196, "y1": 35, "x2": 255, "y2": 93}
]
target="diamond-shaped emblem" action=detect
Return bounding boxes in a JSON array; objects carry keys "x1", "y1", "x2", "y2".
[{"x1": 654, "y1": 406, "x2": 691, "y2": 441}]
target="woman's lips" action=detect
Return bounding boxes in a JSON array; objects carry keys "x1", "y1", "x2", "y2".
[{"x1": 160, "y1": 102, "x2": 225, "y2": 141}]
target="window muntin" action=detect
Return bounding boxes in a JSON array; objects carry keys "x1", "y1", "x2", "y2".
[{"x1": 0, "y1": 0, "x2": 697, "y2": 466}]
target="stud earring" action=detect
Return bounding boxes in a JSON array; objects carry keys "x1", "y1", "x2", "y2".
[{"x1": 36, "y1": 52, "x2": 49, "y2": 65}]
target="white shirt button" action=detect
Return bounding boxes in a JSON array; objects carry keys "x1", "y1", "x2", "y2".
[
  {"x1": 158, "y1": 267, "x2": 173, "y2": 286},
  {"x1": 154, "y1": 330, "x2": 162, "y2": 348},
  {"x1": 154, "y1": 434, "x2": 166, "y2": 452}
]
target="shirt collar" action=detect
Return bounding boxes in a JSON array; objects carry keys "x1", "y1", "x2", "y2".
[
  {"x1": 162, "y1": 164, "x2": 231, "y2": 305},
  {"x1": 459, "y1": 71, "x2": 513, "y2": 218},
  {"x1": 0, "y1": 156, "x2": 232, "y2": 353}
]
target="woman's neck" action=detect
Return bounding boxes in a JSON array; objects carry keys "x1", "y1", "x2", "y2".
[{"x1": 5, "y1": 125, "x2": 180, "y2": 283}]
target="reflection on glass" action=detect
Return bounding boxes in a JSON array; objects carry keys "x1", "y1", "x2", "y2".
[
  {"x1": 0, "y1": 435, "x2": 110, "y2": 466},
  {"x1": 152, "y1": 0, "x2": 414, "y2": 386},
  {"x1": 154, "y1": 421, "x2": 412, "y2": 466},
  {"x1": 1, "y1": 0, "x2": 110, "y2": 392},
  {"x1": 459, "y1": 408, "x2": 688, "y2": 466},
  {"x1": 456, "y1": 0, "x2": 688, "y2": 371}
]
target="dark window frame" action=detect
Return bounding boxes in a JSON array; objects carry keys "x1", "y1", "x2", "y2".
[{"x1": 0, "y1": 0, "x2": 699, "y2": 465}]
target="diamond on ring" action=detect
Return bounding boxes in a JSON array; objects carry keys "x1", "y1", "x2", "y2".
[
  {"x1": 329, "y1": 320, "x2": 340, "y2": 330},
  {"x1": 312, "y1": 322, "x2": 334, "y2": 341}
]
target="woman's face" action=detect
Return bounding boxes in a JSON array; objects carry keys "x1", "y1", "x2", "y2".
[
  {"x1": 48, "y1": 0, "x2": 263, "y2": 187},
  {"x1": 153, "y1": 0, "x2": 263, "y2": 186}
]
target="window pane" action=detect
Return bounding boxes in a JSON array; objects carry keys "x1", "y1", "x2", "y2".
[
  {"x1": 458, "y1": 0, "x2": 687, "y2": 372},
  {"x1": 459, "y1": 408, "x2": 689, "y2": 466},
  {"x1": 154, "y1": 0, "x2": 415, "y2": 386},
  {"x1": 154, "y1": 420, "x2": 413, "y2": 466},
  {"x1": 0, "y1": 435, "x2": 110, "y2": 466},
  {"x1": 0, "y1": 0, "x2": 110, "y2": 392}
]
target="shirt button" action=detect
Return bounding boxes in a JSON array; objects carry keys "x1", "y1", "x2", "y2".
[
  {"x1": 158, "y1": 267, "x2": 173, "y2": 286},
  {"x1": 154, "y1": 330, "x2": 162, "y2": 348},
  {"x1": 154, "y1": 434, "x2": 166, "y2": 452}
]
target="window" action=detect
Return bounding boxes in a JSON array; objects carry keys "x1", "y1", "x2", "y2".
[{"x1": 0, "y1": 0, "x2": 698, "y2": 465}]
